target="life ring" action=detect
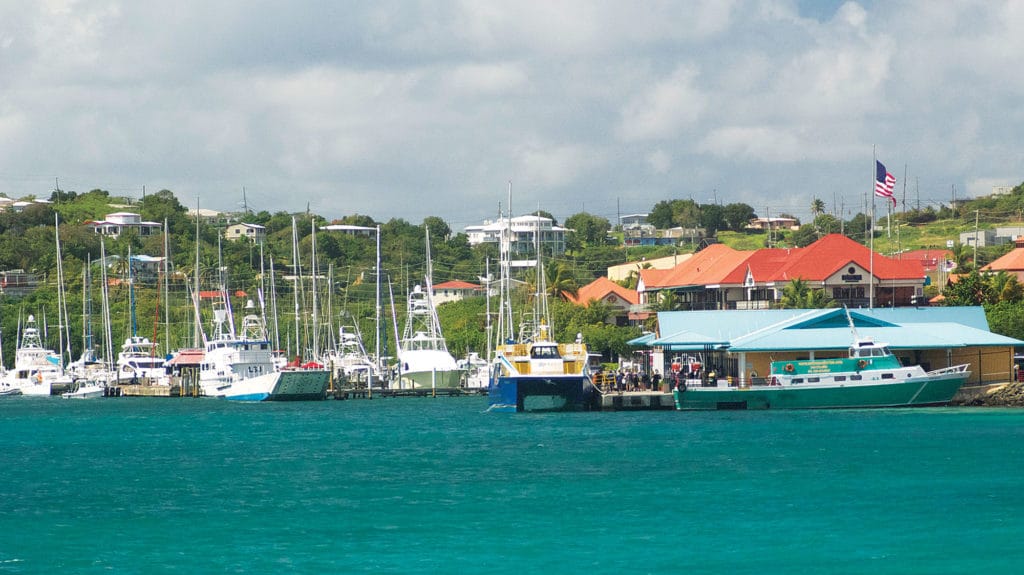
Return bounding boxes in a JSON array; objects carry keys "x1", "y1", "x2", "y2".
[
  {"x1": 857, "y1": 359, "x2": 868, "y2": 369},
  {"x1": 784, "y1": 363, "x2": 795, "y2": 373}
]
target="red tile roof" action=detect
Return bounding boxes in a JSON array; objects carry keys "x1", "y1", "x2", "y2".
[
  {"x1": 566, "y1": 276, "x2": 639, "y2": 306},
  {"x1": 983, "y1": 248, "x2": 1024, "y2": 273},
  {"x1": 640, "y1": 234, "x2": 925, "y2": 290},
  {"x1": 433, "y1": 280, "x2": 482, "y2": 290}
]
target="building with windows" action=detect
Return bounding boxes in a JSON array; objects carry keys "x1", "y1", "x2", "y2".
[
  {"x1": 431, "y1": 280, "x2": 484, "y2": 305},
  {"x1": 85, "y1": 212, "x2": 162, "y2": 238},
  {"x1": 637, "y1": 234, "x2": 927, "y2": 310},
  {"x1": 465, "y1": 215, "x2": 568, "y2": 255},
  {"x1": 224, "y1": 223, "x2": 266, "y2": 243},
  {"x1": 565, "y1": 277, "x2": 640, "y2": 326},
  {"x1": 630, "y1": 306, "x2": 1020, "y2": 388}
]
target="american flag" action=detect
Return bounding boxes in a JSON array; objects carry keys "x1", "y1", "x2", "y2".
[{"x1": 875, "y1": 160, "x2": 896, "y2": 207}]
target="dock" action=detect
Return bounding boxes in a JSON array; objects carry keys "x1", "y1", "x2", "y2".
[{"x1": 597, "y1": 390, "x2": 675, "y2": 411}]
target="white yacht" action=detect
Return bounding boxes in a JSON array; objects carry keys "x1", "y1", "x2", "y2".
[
  {"x1": 199, "y1": 300, "x2": 328, "y2": 401},
  {"x1": 116, "y1": 336, "x2": 168, "y2": 385},
  {"x1": 2, "y1": 314, "x2": 71, "y2": 396}
]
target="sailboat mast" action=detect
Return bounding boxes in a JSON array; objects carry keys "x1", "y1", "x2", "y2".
[
  {"x1": 291, "y1": 216, "x2": 301, "y2": 360},
  {"x1": 311, "y1": 219, "x2": 319, "y2": 360},
  {"x1": 163, "y1": 218, "x2": 171, "y2": 353},
  {"x1": 193, "y1": 198, "x2": 202, "y2": 348}
]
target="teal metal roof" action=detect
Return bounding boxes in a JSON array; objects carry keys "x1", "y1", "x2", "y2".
[{"x1": 638, "y1": 306, "x2": 1020, "y2": 351}]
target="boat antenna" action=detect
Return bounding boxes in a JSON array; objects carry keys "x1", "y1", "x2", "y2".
[{"x1": 844, "y1": 305, "x2": 860, "y2": 340}]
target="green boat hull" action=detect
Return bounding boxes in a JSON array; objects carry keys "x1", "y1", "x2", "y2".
[{"x1": 673, "y1": 374, "x2": 968, "y2": 410}]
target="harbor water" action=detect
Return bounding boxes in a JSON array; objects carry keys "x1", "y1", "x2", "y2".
[{"x1": 3, "y1": 396, "x2": 1023, "y2": 574}]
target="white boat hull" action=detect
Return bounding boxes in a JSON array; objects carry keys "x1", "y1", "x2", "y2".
[{"x1": 221, "y1": 369, "x2": 329, "y2": 401}]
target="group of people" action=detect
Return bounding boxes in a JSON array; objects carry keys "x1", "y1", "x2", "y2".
[
  {"x1": 600, "y1": 368, "x2": 664, "y2": 392},
  {"x1": 596, "y1": 358, "x2": 721, "y2": 393}
]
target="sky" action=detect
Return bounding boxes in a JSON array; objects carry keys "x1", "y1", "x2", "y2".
[{"x1": 1, "y1": 0, "x2": 1022, "y2": 232}]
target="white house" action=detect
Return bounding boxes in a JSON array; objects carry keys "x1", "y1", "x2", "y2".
[
  {"x1": 225, "y1": 223, "x2": 266, "y2": 243},
  {"x1": 465, "y1": 215, "x2": 568, "y2": 255},
  {"x1": 86, "y1": 212, "x2": 162, "y2": 237}
]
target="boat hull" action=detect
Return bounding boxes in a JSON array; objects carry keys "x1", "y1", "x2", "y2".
[
  {"x1": 62, "y1": 384, "x2": 105, "y2": 399},
  {"x1": 673, "y1": 372, "x2": 970, "y2": 410},
  {"x1": 489, "y1": 375, "x2": 598, "y2": 413},
  {"x1": 224, "y1": 370, "x2": 329, "y2": 401},
  {"x1": 396, "y1": 368, "x2": 465, "y2": 390}
]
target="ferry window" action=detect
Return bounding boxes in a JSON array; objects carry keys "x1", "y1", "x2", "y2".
[
  {"x1": 808, "y1": 377, "x2": 820, "y2": 383},
  {"x1": 834, "y1": 376, "x2": 847, "y2": 381},
  {"x1": 850, "y1": 374, "x2": 862, "y2": 381},
  {"x1": 792, "y1": 378, "x2": 804, "y2": 384},
  {"x1": 881, "y1": 373, "x2": 894, "y2": 379}
]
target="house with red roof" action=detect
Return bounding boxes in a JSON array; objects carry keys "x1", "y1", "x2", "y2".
[
  {"x1": 432, "y1": 280, "x2": 484, "y2": 305},
  {"x1": 565, "y1": 277, "x2": 640, "y2": 326},
  {"x1": 981, "y1": 237, "x2": 1024, "y2": 282},
  {"x1": 638, "y1": 234, "x2": 928, "y2": 310}
]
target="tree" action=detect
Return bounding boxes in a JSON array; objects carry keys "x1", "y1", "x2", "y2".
[
  {"x1": 776, "y1": 278, "x2": 833, "y2": 308},
  {"x1": 941, "y1": 270, "x2": 990, "y2": 306},
  {"x1": 648, "y1": 200, "x2": 675, "y2": 229},
  {"x1": 791, "y1": 225, "x2": 818, "y2": 248},
  {"x1": 810, "y1": 198, "x2": 825, "y2": 219},
  {"x1": 722, "y1": 203, "x2": 756, "y2": 232},
  {"x1": 564, "y1": 212, "x2": 611, "y2": 248},
  {"x1": 544, "y1": 260, "x2": 579, "y2": 301},
  {"x1": 699, "y1": 203, "x2": 725, "y2": 233}
]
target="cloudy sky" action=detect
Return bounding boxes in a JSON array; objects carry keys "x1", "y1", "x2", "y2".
[{"x1": 1, "y1": 1, "x2": 1021, "y2": 231}]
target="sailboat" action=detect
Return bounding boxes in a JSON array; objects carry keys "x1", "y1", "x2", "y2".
[
  {"x1": 394, "y1": 227, "x2": 465, "y2": 389},
  {"x1": 115, "y1": 250, "x2": 168, "y2": 385},
  {"x1": 487, "y1": 196, "x2": 596, "y2": 412}
]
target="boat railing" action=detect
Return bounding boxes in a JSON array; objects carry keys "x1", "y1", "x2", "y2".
[{"x1": 927, "y1": 364, "x2": 970, "y2": 376}]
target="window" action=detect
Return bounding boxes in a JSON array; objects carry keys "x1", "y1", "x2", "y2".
[
  {"x1": 834, "y1": 375, "x2": 847, "y2": 381},
  {"x1": 881, "y1": 373, "x2": 894, "y2": 379},
  {"x1": 808, "y1": 377, "x2": 820, "y2": 383},
  {"x1": 850, "y1": 374, "x2": 862, "y2": 381}
]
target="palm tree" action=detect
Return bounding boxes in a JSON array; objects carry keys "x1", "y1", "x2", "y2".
[
  {"x1": 545, "y1": 260, "x2": 579, "y2": 301},
  {"x1": 778, "y1": 278, "x2": 809, "y2": 309},
  {"x1": 810, "y1": 198, "x2": 826, "y2": 234},
  {"x1": 810, "y1": 198, "x2": 825, "y2": 218}
]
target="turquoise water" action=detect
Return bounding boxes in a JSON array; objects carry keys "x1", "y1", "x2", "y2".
[{"x1": 2, "y1": 397, "x2": 1023, "y2": 574}]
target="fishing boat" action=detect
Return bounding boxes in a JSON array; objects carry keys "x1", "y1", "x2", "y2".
[
  {"x1": 199, "y1": 300, "x2": 329, "y2": 401},
  {"x1": 458, "y1": 352, "x2": 490, "y2": 389},
  {"x1": 395, "y1": 285, "x2": 465, "y2": 389},
  {"x1": 672, "y1": 336, "x2": 971, "y2": 411},
  {"x1": 61, "y1": 380, "x2": 105, "y2": 399},
  {"x1": 394, "y1": 228, "x2": 464, "y2": 389},
  {"x1": 1, "y1": 314, "x2": 71, "y2": 396},
  {"x1": 322, "y1": 324, "x2": 378, "y2": 386}
]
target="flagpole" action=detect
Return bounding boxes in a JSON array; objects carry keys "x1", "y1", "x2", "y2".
[{"x1": 870, "y1": 146, "x2": 875, "y2": 309}]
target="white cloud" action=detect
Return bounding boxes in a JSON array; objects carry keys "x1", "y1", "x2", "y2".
[
  {"x1": 0, "y1": 0, "x2": 1020, "y2": 225},
  {"x1": 617, "y1": 65, "x2": 707, "y2": 142},
  {"x1": 646, "y1": 150, "x2": 672, "y2": 174}
]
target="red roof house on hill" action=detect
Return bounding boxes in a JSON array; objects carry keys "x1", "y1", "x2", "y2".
[
  {"x1": 981, "y1": 238, "x2": 1024, "y2": 282},
  {"x1": 565, "y1": 277, "x2": 639, "y2": 326}
]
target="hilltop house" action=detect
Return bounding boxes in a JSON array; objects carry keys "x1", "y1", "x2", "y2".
[
  {"x1": 85, "y1": 212, "x2": 162, "y2": 238},
  {"x1": 224, "y1": 223, "x2": 266, "y2": 243},
  {"x1": 432, "y1": 280, "x2": 484, "y2": 305}
]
